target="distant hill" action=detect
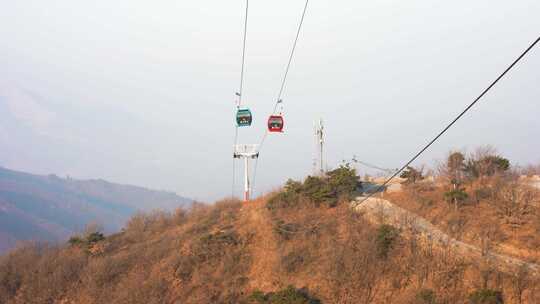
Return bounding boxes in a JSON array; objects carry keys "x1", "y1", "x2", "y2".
[{"x1": 0, "y1": 167, "x2": 192, "y2": 253}]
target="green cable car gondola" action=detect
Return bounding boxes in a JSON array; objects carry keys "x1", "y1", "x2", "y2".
[{"x1": 236, "y1": 108, "x2": 252, "y2": 127}]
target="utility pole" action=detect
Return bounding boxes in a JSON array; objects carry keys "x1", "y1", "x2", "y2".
[
  {"x1": 233, "y1": 144, "x2": 259, "y2": 201},
  {"x1": 314, "y1": 118, "x2": 324, "y2": 176}
]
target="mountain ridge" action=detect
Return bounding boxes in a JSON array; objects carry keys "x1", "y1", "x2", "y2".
[{"x1": 0, "y1": 166, "x2": 192, "y2": 254}]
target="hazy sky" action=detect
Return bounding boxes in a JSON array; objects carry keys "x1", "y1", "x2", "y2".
[{"x1": 1, "y1": 0, "x2": 539, "y2": 201}]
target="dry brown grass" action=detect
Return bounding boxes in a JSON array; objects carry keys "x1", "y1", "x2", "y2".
[{"x1": 1, "y1": 193, "x2": 539, "y2": 304}]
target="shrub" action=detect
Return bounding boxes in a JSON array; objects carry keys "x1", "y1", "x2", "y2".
[
  {"x1": 281, "y1": 249, "x2": 309, "y2": 273},
  {"x1": 199, "y1": 230, "x2": 239, "y2": 247},
  {"x1": 195, "y1": 230, "x2": 240, "y2": 262},
  {"x1": 173, "y1": 208, "x2": 187, "y2": 225},
  {"x1": 273, "y1": 220, "x2": 301, "y2": 241},
  {"x1": 326, "y1": 164, "x2": 360, "y2": 200},
  {"x1": 302, "y1": 176, "x2": 336, "y2": 206},
  {"x1": 0, "y1": 246, "x2": 40, "y2": 301},
  {"x1": 250, "y1": 290, "x2": 268, "y2": 303},
  {"x1": 375, "y1": 224, "x2": 399, "y2": 258},
  {"x1": 473, "y1": 187, "x2": 492, "y2": 203},
  {"x1": 187, "y1": 200, "x2": 241, "y2": 234},
  {"x1": 268, "y1": 165, "x2": 360, "y2": 210},
  {"x1": 444, "y1": 189, "x2": 469, "y2": 209},
  {"x1": 284, "y1": 179, "x2": 303, "y2": 194},
  {"x1": 267, "y1": 192, "x2": 295, "y2": 210},
  {"x1": 174, "y1": 255, "x2": 196, "y2": 280},
  {"x1": 469, "y1": 289, "x2": 504, "y2": 304},
  {"x1": 464, "y1": 155, "x2": 510, "y2": 179},
  {"x1": 416, "y1": 289, "x2": 436, "y2": 304},
  {"x1": 400, "y1": 166, "x2": 424, "y2": 184},
  {"x1": 68, "y1": 236, "x2": 84, "y2": 246},
  {"x1": 249, "y1": 286, "x2": 320, "y2": 304},
  {"x1": 266, "y1": 180, "x2": 309, "y2": 210},
  {"x1": 87, "y1": 256, "x2": 131, "y2": 289},
  {"x1": 87, "y1": 232, "x2": 105, "y2": 244},
  {"x1": 67, "y1": 231, "x2": 105, "y2": 250}
]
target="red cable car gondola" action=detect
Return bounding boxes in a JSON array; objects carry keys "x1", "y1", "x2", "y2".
[{"x1": 267, "y1": 115, "x2": 284, "y2": 132}]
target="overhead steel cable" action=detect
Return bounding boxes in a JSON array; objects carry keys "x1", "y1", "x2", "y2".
[
  {"x1": 259, "y1": 0, "x2": 310, "y2": 150},
  {"x1": 238, "y1": 0, "x2": 250, "y2": 106},
  {"x1": 357, "y1": 35, "x2": 540, "y2": 205},
  {"x1": 350, "y1": 158, "x2": 397, "y2": 174},
  {"x1": 251, "y1": 0, "x2": 311, "y2": 197},
  {"x1": 275, "y1": 0, "x2": 310, "y2": 108},
  {"x1": 232, "y1": 0, "x2": 250, "y2": 198}
]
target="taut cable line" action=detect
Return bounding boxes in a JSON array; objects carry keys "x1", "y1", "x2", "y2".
[
  {"x1": 357, "y1": 36, "x2": 540, "y2": 205},
  {"x1": 232, "y1": 0, "x2": 250, "y2": 198},
  {"x1": 251, "y1": 0, "x2": 311, "y2": 196}
]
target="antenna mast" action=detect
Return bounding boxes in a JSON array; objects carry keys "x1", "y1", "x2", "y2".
[{"x1": 315, "y1": 118, "x2": 324, "y2": 176}]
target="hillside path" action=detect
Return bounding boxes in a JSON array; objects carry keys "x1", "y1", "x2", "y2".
[
  {"x1": 352, "y1": 196, "x2": 540, "y2": 276},
  {"x1": 238, "y1": 199, "x2": 281, "y2": 291}
]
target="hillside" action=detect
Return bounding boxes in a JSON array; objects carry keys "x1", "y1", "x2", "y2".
[
  {"x1": 1, "y1": 164, "x2": 538, "y2": 304},
  {"x1": 0, "y1": 167, "x2": 192, "y2": 253},
  {"x1": 353, "y1": 197, "x2": 539, "y2": 275},
  {"x1": 382, "y1": 175, "x2": 540, "y2": 266}
]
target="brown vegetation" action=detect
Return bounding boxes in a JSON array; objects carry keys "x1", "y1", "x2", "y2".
[
  {"x1": 1, "y1": 158, "x2": 539, "y2": 303},
  {"x1": 388, "y1": 147, "x2": 540, "y2": 266}
]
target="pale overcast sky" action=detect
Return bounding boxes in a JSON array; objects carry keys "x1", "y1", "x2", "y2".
[{"x1": 1, "y1": 0, "x2": 539, "y2": 201}]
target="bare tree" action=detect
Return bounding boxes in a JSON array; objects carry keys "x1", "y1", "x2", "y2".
[
  {"x1": 447, "y1": 213, "x2": 467, "y2": 240},
  {"x1": 511, "y1": 265, "x2": 531, "y2": 304},
  {"x1": 478, "y1": 224, "x2": 502, "y2": 257},
  {"x1": 521, "y1": 163, "x2": 540, "y2": 177},
  {"x1": 445, "y1": 151, "x2": 465, "y2": 184},
  {"x1": 440, "y1": 151, "x2": 468, "y2": 210},
  {"x1": 495, "y1": 182, "x2": 535, "y2": 234},
  {"x1": 475, "y1": 260, "x2": 496, "y2": 290}
]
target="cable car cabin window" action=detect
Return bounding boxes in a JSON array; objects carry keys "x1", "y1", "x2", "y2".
[
  {"x1": 236, "y1": 109, "x2": 252, "y2": 127},
  {"x1": 267, "y1": 115, "x2": 284, "y2": 132}
]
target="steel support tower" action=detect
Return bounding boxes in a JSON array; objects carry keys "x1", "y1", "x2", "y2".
[{"x1": 233, "y1": 144, "x2": 259, "y2": 201}]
